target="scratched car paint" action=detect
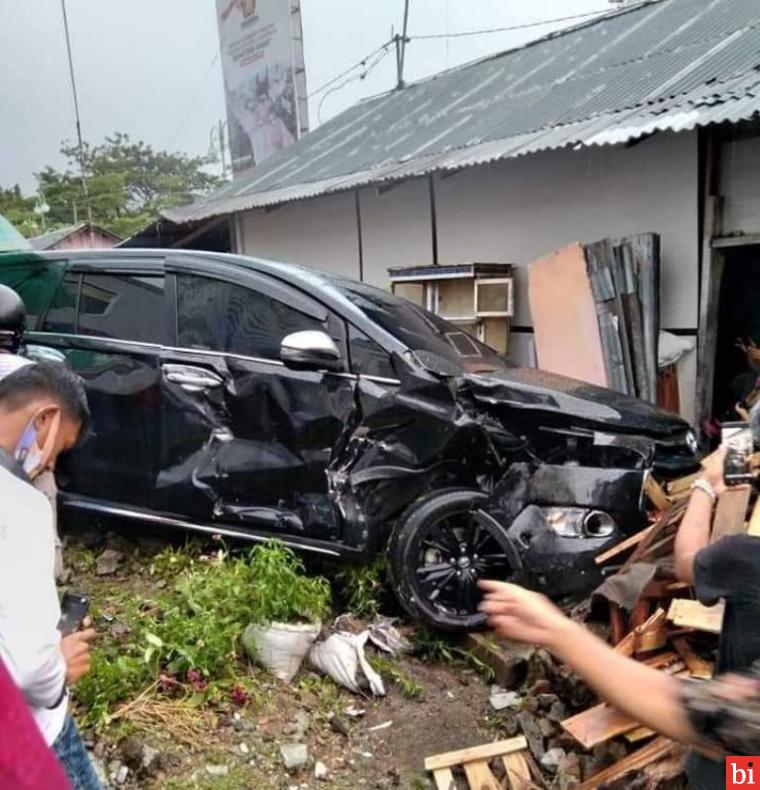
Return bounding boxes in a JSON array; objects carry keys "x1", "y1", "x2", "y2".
[{"x1": 0, "y1": 249, "x2": 700, "y2": 631}]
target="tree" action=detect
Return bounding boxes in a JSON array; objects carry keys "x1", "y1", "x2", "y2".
[
  {"x1": 4, "y1": 133, "x2": 224, "y2": 239},
  {"x1": 0, "y1": 185, "x2": 38, "y2": 237}
]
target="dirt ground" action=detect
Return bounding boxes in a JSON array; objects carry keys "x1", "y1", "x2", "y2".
[{"x1": 62, "y1": 527, "x2": 503, "y2": 790}]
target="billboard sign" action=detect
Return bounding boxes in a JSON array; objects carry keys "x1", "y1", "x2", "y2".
[{"x1": 216, "y1": 0, "x2": 307, "y2": 176}]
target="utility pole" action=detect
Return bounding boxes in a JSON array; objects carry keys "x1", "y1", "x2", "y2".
[
  {"x1": 210, "y1": 119, "x2": 229, "y2": 177},
  {"x1": 395, "y1": 0, "x2": 411, "y2": 89},
  {"x1": 60, "y1": 0, "x2": 92, "y2": 224}
]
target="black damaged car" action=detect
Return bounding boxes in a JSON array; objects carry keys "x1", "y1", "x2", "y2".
[{"x1": 0, "y1": 249, "x2": 701, "y2": 630}]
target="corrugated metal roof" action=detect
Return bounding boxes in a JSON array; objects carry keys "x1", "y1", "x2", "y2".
[
  {"x1": 28, "y1": 223, "x2": 87, "y2": 250},
  {"x1": 28, "y1": 222, "x2": 122, "y2": 250},
  {"x1": 167, "y1": 0, "x2": 760, "y2": 223}
]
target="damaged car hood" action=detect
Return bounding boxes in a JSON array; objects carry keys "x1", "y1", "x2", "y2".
[{"x1": 462, "y1": 367, "x2": 689, "y2": 437}]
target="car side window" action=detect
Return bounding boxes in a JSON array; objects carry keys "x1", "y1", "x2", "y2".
[
  {"x1": 78, "y1": 274, "x2": 170, "y2": 344},
  {"x1": 2, "y1": 262, "x2": 65, "y2": 331},
  {"x1": 40, "y1": 273, "x2": 79, "y2": 334},
  {"x1": 177, "y1": 275, "x2": 325, "y2": 360},
  {"x1": 348, "y1": 325, "x2": 396, "y2": 379}
]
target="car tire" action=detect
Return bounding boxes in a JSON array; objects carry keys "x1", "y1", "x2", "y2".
[{"x1": 387, "y1": 488, "x2": 514, "y2": 633}]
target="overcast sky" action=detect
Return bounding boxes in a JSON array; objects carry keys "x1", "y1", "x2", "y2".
[{"x1": 0, "y1": 0, "x2": 611, "y2": 193}]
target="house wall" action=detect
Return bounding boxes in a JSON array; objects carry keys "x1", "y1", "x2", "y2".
[
  {"x1": 240, "y1": 191, "x2": 359, "y2": 279},
  {"x1": 237, "y1": 130, "x2": 700, "y2": 422},
  {"x1": 54, "y1": 228, "x2": 119, "y2": 250}
]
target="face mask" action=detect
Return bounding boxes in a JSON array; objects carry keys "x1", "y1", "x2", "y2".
[{"x1": 14, "y1": 409, "x2": 60, "y2": 479}]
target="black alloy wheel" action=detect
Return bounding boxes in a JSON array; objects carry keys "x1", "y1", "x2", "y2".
[{"x1": 388, "y1": 488, "x2": 513, "y2": 632}]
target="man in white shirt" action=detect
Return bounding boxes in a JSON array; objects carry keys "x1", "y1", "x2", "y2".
[
  {"x1": 0, "y1": 362, "x2": 100, "y2": 789},
  {"x1": 0, "y1": 284, "x2": 67, "y2": 579}
]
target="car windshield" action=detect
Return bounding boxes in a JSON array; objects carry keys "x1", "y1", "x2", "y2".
[{"x1": 332, "y1": 279, "x2": 510, "y2": 374}]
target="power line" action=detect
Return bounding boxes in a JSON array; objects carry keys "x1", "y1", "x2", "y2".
[
  {"x1": 317, "y1": 44, "x2": 393, "y2": 123},
  {"x1": 307, "y1": 39, "x2": 394, "y2": 100},
  {"x1": 60, "y1": 0, "x2": 92, "y2": 224},
  {"x1": 166, "y1": 52, "x2": 220, "y2": 151},
  {"x1": 410, "y1": 8, "x2": 614, "y2": 40}
]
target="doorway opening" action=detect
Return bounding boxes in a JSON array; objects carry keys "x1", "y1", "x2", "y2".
[{"x1": 712, "y1": 244, "x2": 760, "y2": 421}]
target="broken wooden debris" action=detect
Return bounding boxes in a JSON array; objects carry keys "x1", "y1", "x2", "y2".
[
  {"x1": 562, "y1": 702, "x2": 643, "y2": 750},
  {"x1": 466, "y1": 463, "x2": 719, "y2": 788},
  {"x1": 633, "y1": 607, "x2": 667, "y2": 655},
  {"x1": 594, "y1": 525, "x2": 655, "y2": 565},
  {"x1": 424, "y1": 737, "x2": 529, "y2": 790},
  {"x1": 667, "y1": 598, "x2": 724, "y2": 634},
  {"x1": 672, "y1": 637, "x2": 714, "y2": 679},
  {"x1": 577, "y1": 737, "x2": 674, "y2": 789},
  {"x1": 613, "y1": 608, "x2": 664, "y2": 658},
  {"x1": 644, "y1": 476, "x2": 671, "y2": 512}
]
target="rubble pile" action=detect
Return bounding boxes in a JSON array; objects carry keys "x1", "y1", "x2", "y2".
[{"x1": 470, "y1": 471, "x2": 725, "y2": 789}]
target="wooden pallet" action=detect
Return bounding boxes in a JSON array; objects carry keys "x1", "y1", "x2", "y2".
[{"x1": 425, "y1": 736, "x2": 532, "y2": 789}]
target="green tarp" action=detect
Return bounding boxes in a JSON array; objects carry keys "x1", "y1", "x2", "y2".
[{"x1": 0, "y1": 214, "x2": 31, "y2": 252}]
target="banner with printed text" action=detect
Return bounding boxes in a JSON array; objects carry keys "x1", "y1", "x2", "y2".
[{"x1": 216, "y1": 0, "x2": 302, "y2": 176}]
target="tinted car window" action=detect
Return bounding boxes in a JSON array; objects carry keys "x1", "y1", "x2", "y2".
[
  {"x1": 177, "y1": 275, "x2": 323, "y2": 360},
  {"x1": 3, "y1": 262, "x2": 64, "y2": 330},
  {"x1": 40, "y1": 273, "x2": 79, "y2": 334},
  {"x1": 348, "y1": 325, "x2": 396, "y2": 379},
  {"x1": 78, "y1": 274, "x2": 170, "y2": 344}
]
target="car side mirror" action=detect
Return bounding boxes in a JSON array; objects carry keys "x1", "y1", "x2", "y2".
[{"x1": 280, "y1": 330, "x2": 343, "y2": 372}]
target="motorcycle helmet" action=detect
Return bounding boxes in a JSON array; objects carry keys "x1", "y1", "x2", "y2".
[{"x1": 0, "y1": 284, "x2": 26, "y2": 353}]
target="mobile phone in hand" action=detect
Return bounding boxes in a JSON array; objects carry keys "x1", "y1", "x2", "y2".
[{"x1": 59, "y1": 592, "x2": 90, "y2": 636}]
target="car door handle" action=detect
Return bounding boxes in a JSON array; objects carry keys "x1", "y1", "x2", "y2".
[{"x1": 162, "y1": 364, "x2": 224, "y2": 392}]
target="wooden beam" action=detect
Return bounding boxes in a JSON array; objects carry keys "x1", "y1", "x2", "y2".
[
  {"x1": 170, "y1": 216, "x2": 224, "y2": 248},
  {"x1": 667, "y1": 472, "x2": 700, "y2": 498},
  {"x1": 696, "y1": 125, "x2": 725, "y2": 431},
  {"x1": 625, "y1": 726, "x2": 656, "y2": 743},
  {"x1": 712, "y1": 233, "x2": 760, "y2": 249},
  {"x1": 424, "y1": 737, "x2": 528, "y2": 772},
  {"x1": 595, "y1": 525, "x2": 655, "y2": 565},
  {"x1": 711, "y1": 487, "x2": 751, "y2": 542},
  {"x1": 562, "y1": 703, "x2": 641, "y2": 749},
  {"x1": 502, "y1": 751, "x2": 532, "y2": 789},
  {"x1": 432, "y1": 768, "x2": 455, "y2": 790},
  {"x1": 577, "y1": 737, "x2": 674, "y2": 789},
  {"x1": 622, "y1": 500, "x2": 687, "y2": 570},
  {"x1": 645, "y1": 477, "x2": 671, "y2": 512},
  {"x1": 462, "y1": 760, "x2": 500, "y2": 790}
]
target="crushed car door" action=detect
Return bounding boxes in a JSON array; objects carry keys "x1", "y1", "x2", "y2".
[{"x1": 158, "y1": 260, "x2": 356, "y2": 542}]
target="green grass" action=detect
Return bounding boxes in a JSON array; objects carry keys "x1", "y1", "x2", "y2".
[
  {"x1": 334, "y1": 556, "x2": 388, "y2": 619},
  {"x1": 369, "y1": 655, "x2": 423, "y2": 699},
  {"x1": 414, "y1": 630, "x2": 495, "y2": 682},
  {"x1": 73, "y1": 541, "x2": 332, "y2": 729}
]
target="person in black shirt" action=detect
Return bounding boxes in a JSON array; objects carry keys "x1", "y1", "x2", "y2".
[{"x1": 674, "y1": 447, "x2": 760, "y2": 789}]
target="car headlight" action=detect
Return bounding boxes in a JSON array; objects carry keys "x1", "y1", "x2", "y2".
[{"x1": 543, "y1": 507, "x2": 616, "y2": 538}]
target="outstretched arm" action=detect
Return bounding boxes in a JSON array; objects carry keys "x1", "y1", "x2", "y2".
[
  {"x1": 478, "y1": 581, "x2": 696, "y2": 745},
  {"x1": 674, "y1": 448, "x2": 725, "y2": 583}
]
